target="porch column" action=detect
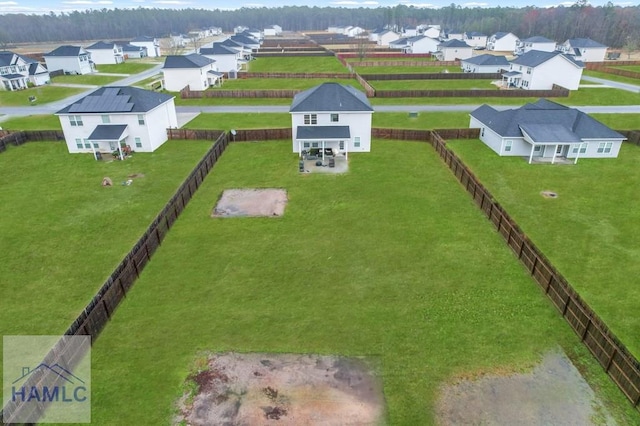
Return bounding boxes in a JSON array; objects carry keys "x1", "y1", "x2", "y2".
[
  {"x1": 551, "y1": 144, "x2": 558, "y2": 165},
  {"x1": 574, "y1": 143, "x2": 583, "y2": 164},
  {"x1": 91, "y1": 140, "x2": 98, "y2": 160},
  {"x1": 117, "y1": 140, "x2": 124, "y2": 160},
  {"x1": 345, "y1": 140, "x2": 348, "y2": 161},
  {"x1": 298, "y1": 140, "x2": 301, "y2": 158},
  {"x1": 322, "y1": 140, "x2": 325, "y2": 161},
  {"x1": 528, "y1": 145, "x2": 535, "y2": 164}
]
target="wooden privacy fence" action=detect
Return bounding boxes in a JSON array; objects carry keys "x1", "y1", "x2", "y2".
[
  {"x1": 337, "y1": 53, "x2": 432, "y2": 60},
  {"x1": 362, "y1": 72, "x2": 500, "y2": 80},
  {"x1": 374, "y1": 87, "x2": 569, "y2": 98},
  {"x1": 238, "y1": 72, "x2": 353, "y2": 79},
  {"x1": 1, "y1": 131, "x2": 230, "y2": 423},
  {"x1": 425, "y1": 130, "x2": 640, "y2": 409},
  {"x1": 620, "y1": 130, "x2": 640, "y2": 146},
  {"x1": 0, "y1": 130, "x2": 64, "y2": 152},
  {"x1": 169, "y1": 127, "x2": 291, "y2": 142},
  {"x1": 586, "y1": 61, "x2": 640, "y2": 79},
  {"x1": 181, "y1": 88, "x2": 300, "y2": 99}
]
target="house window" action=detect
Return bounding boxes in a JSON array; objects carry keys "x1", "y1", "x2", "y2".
[
  {"x1": 481, "y1": 128, "x2": 485, "y2": 137},
  {"x1": 303, "y1": 142, "x2": 310, "y2": 148},
  {"x1": 69, "y1": 115, "x2": 83, "y2": 126},
  {"x1": 354, "y1": 137, "x2": 361, "y2": 148},
  {"x1": 504, "y1": 140, "x2": 513, "y2": 152},
  {"x1": 526, "y1": 67, "x2": 531, "y2": 74},
  {"x1": 312, "y1": 142, "x2": 319, "y2": 148},
  {"x1": 84, "y1": 139, "x2": 91, "y2": 148},
  {"x1": 597, "y1": 142, "x2": 612, "y2": 153},
  {"x1": 101, "y1": 115, "x2": 110, "y2": 124},
  {"x1": 533, "y1": 145, "x2": 542, "y2": 152},
  {"x1": 75, "y1": 138, "x2": 83, "y2": 149},
  {"x1": 330, "y1": 114, "x2": 339, "y2": 123},
  {"x1": 304, "y1": 114, "x2": 317, "y2": 125},
  {"x1": 572, "y1": 143, "x2": 588, "y2": 154},
  {"x1": 339, "y1": 141, "x2": 344, "y2": 150},
  {"x1": 135, "y1": 137, "x2": 142, "y2": 148},
  {"x1": 137, "y1": 114, "x2": 145, "y2": 125},
  {"x1": 93, "y1": 143, "x2": 99, "y2": 148}
]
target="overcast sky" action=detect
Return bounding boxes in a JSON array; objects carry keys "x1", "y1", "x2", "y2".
[{"x1": 0, "y1": 0, "x2": 633, "y2": 15}]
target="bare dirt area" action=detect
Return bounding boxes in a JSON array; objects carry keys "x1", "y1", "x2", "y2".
[
  {"x1": 212, "y1": 188, "x2": 288, "y2": 218},
  {"x1": 175, "y1": 352, "x2": 385, "y2": 425},
  {"x1": 436, "y1": 349, "x2": 616, "y2": 425}
]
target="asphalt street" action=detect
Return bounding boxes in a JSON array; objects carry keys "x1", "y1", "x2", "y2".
[{"x1": 1, "y1": 66, "x2": 640, "y2": 122}]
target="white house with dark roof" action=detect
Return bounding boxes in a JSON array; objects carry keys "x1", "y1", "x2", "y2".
[
  {"x1": 231, "y1": 33, "x2": 261, "y2": 51},
  {"x1": 130, "y1": 36, "x2": 161, "y2": 57},
  {"x1": 504, "y1": 50, "x2": 584, "y2": 90},
  {"x1": 515, "y1": 36, "x2": 557, "y2": 55},
  {"x1": 487, "y1": 32, "x2": 519, "y2": 52},
  {"x1": 86, "y1": 41, "x2": 125, "y2": 65},
  {"x1": 558, "y1": 38, "x2": 607, "y2": 62},
  {"x1": 461, "y1": 54, "x2": 509, "y2": 73},
  {"x1": 405, "y1": 35, "x2": 440, "y2": 54},
  {"x1": 435, "y1": 39, "x2": 473, "y2": 61},
  {"x1": 199, "y1": 44, "x2": 244, "y2": 73},
  {"x1": 469, "y1": 99, "x2": 625, "y2": 163},
  {"x1": 0, "y1": 51, "x2": 50, "y2": 90},
  {"x1": 162, "y1": 53, "x2": 221, "y2": 91},
  {"x1": 377, "y1": 30, "x2": 401, "y2": 47},
  {"x1": 264, "y1": 25, "x2": 282, "y2": 36},
  {"x1": 290, "y1": 82, "x2": 373, "y2": 158},
  {"x1": 43, "y1": 45, "x2": 94, "y2": 75},
  {"x1": 441, "y1": 28, "x2": 464, "y2": 40},
  {"x1": 123, "y1": 44, "x2": 147, "y2": 59},
  {"x1": 389, "y1": 37, "x2": 411, "y2": 52},
  {"x1": 56, "y1": 86, "x2": 177, "y2": 156},
  {"x1": 464, "y1": 32, "x2": 487, "y2": 49}
]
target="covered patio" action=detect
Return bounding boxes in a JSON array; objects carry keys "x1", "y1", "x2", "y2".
[
  {"x1": 87, "y1": 124, "x2": 130, "y2": 160},
  {"x1": 501, "y1": 71, "x2": 522, "y2": 88},
  {"x1": 520, "y1": 123, "x2": 586, "y2": 164},
  {"x1": 1, "y1": 74, "x2": 29, "y2": 91}
]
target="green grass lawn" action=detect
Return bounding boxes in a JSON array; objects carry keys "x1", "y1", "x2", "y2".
[
  {"x1": 445, "y1": 139, "x2": 640, "y2": 360},
  {"x1": 0, "y1": 140, "x2": 213, "y2": 340},
  {"x1": 346, "y1": 57, "x2": 436, "y2": 63},
  {"x1": 131, "y1": 73, "x2": 164, "y2": 89},
  {"x1": 356, "y1": 65, "x2": 463, "y2": 74},
  {"x1": 87, "y1": 139, "x2": 640, "y2": 425},
  {"x1": 0, "y1": 114, "x2": 61, "y2": 130},
  {"x1": 610, "y1": 65, "x2": 640, "y2": 73},
  {"x1": 51, "y1": 74, "x2": 123, "y2": 85},
  {"x1": 590, "y1": 113, "x2": 640, "y2": 130},
  {"x1": 371, "y1": 79, "x2": 497, "y2": 90},
  {"x1": 95, "y1": 62, "x2": 158, "y2": 74},
  {"x1": 248, "y1": 56, "x2": 349, "y2": 73},
  {"x1": 0, "y1": 86, "x2": 85, "y2": 106},
  {"x1": 213, "y1": 77, "x2": 362, "y2": 90},
  {"x1": 173, "y1": 95, "x2": 293, "y2": 106}
]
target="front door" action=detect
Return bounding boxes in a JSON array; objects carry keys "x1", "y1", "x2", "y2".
[{"x1": 556, "y1": 145, "x2": 566, "y2": 156}]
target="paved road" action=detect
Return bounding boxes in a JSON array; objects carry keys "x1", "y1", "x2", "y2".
[
  {"x1": 2, "y1": 68, "x2": 640, "y2": 121},
  {"x1": 581, "y1": 75, "x2": 640, "y2": 93}
]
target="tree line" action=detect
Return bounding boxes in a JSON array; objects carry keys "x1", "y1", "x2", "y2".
[{"x1": 0, "y1": 3, "x2": 638, "y2": 48}]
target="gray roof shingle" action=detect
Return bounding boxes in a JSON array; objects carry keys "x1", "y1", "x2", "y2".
[
  {"x1": 470, "y1": 99, "x2": 625, "y2": 141},
  {"x1": 44, "y1": 45, "x2": 86, "y2": 57},
  {"x1": 56, "y1": 86, "x2": 174, "y2": 114},
  {"x1": 438, "y1": 39, "x2": 471, "y2": 48},
  {"x1": 290, "y1": 83, "x2": 373, "y2": 113},
  {"x1": 463, "y1": 54, "x2": 509, "y2": 66},
  {"x1": 163, "y1": 53, "x2": 215, "y2": 69},
  {"x1": 296, "y1": 126, "x2": 351, "y2": 139},
  {"x1": 566, "y1": 38, "x2": 607, "y2": 48},
  {"x1": 88, "y1": 124, "x2": 128, "y2": 140},
  {"x1": 511, "y1": 50, "x2": 584, "y2": 68}
]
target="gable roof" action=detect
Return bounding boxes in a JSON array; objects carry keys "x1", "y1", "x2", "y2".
[
  {"x1": 492, "y1": 32, "x2": 512, "y2": 40},
  {"x1": 44, "y1": 45, "x2": 86, "y2": 57},
  {"x1": 466, "y1": 31, "x2": 486, "y2": 37},
  {"x1": 219, "y1": 38, "x2": 245, "y2": 49},
  {"x1": 88, "y1": 124, "x2": 128, "y2": 140},
  {"x1": 56, "y1": 86, "x2": 173, "y2": 114},
  {"x1": 86, "y1": 41, "x2": 119, "y2": 50},
  {"x1": 470, "y1": 99, "x2": 624, "y2": 141},
  {"x1": 389, "y1": 37, "x2": 410, "y2": 46},
  {"x1": 565, "y1": 38, "x2": 606, "y2": 48},
  {"x1": 463, "y1": 54, "x2": 509, "y2": 66},
  {"x1": 521, "y1": 36, "x2": 555, "y2": 44},
  {"x1": 230, "y1": 34, "x2": 260, "y2": 46},
  {"x1": 290, "y1": 82, "x2": 373, "y2": 113},
  {"x1": 0, "y1": 51, "x2": 17, "y2": 67},
  {"x1": 163, "y1": 53, "x2": 215, "y2": 69},
  {"x1": 438, "y1": 39, "x2": 471, "y2": 48},
  {"x1": 511, "y1": 50, "x2": 584, "y2": 68},
  {"x1": 200, "y1": 44, "x2": 239, "y2": 55},
  {"x1": 122, "y1": 44, "x2": 146, "y2": 52}
]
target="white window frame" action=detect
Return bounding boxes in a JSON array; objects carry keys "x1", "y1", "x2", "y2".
[
  {"x1": 137, "y1": 114, "x2": 145, "y2": 125},
  {"x1": 597, "y1": 142, "x2": 612, "y2": 154},
  {"x1": 75, "y1": 138, "x2": 83, "y2": 149},
  {"x1": 504, "y1": 140, "x2": 513, "y2": 152},
  {"x1": 101, "y1": 115, "x2": 110, "y2": 124},
  {"x1": 330, "y1": 113, "x2": 339, "y2": 123},
  {"x1": 69, "y1": 115, "x2": 83, "y2": 126},
  {"x1": 354, "y1": 136, "x2": 361, "y2": 148},
  {"x1": 135, "y1": 137, "x2": 142, "y2": 148},
  {"x1": 572, "y1": 143, "x2": 588, "y2": 154},
  {"x1": 303, "y1": 114, "x2": 317, "y2": 125}
]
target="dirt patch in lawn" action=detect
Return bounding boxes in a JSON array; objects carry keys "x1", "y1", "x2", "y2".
[
  {"x1": 541, "y1": 190, "x2": 559, "y2": 198},
  {"x1": 175, "y1": 352, "x2": 385, "y2": 425},
  {"x1": 435, "y1": 349, "x2": 616, "y2": 425},
  {"x1": 212, "y1": 188, "x2": 288, "y2": 218}
]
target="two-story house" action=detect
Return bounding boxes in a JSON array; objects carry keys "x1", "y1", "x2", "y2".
[
  {"x1": 130, "y1": 36, "x2": 161, "y2": 57},
  {"x1": 0, "y1": 51, "x2": 50, "y2": 90},
  {"x1": 290, "y1": 83, "x2": 373, "y2": 158},
  {"x1": 504, "y1": 50, "x2": 584, "y2": 90},
  {"x1": 515, "y1": 36, "x2": 556, "y2": 55},
  {"x1": 558, "y1": 38, "x2": 608, "y2": 62},
  {"x1": 199, "y1": 44, "x2": 244, "y2": 73},
  {"x1": 487, "y1": 32, "x2": 519, "y2": 52},
  {"x1": 162, "y1": 53, "x2": 222, "y2": 91},
  {"x1": 43, "y1": 45, "x2": 94, "y2": 75},
  {"x1": 86, "y1": 41, "x2": 125, "y2": 65}
]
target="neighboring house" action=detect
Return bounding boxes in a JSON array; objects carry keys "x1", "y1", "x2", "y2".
[
  {"x1": 406, "y1": 35, "x2": 440, "y2": 54},
  {"x1": 464, "y1": 32, "x2": 488, "y2": 49},
  {"x1": 264, "y1": 25, "x2": 283, "y2": 36},
  {"x1": 469, "y1": 99, "x2": 625, "y2": 163},
  {"x1": 558, "y1": 38, "x2": 607, "y2": 62},
  {"x1": 487, "y1": 32, "x2": 519, "y2": 52},
  {"x1": 43, "y1": 45, "x2": 94, "y2": 75},
  {"x1": 435, "y1": 39, "x2": 473, "y2": 61},
  {"x1": 368, "y1": 28, "x2": 384, "y2": 43},
  {"x1": 345, "y1": 26, "x2": 365, "y2": 37},
  {"x1": 234, "y1": 25, "x2": 249, "y2": 34},
  {"x1": 0, "y1": 51, "x2": 50, "y2": 90},
  {"x1": 421, "y1": 25, "x2": 441, "y2": 39},
  {"x1": 377, "y1": 30, "x2": 400, "y2": 47},
  {"x1": 515, "y1": 36, "x2": 556, "y2": 55},
  {"x1": 243, "y1": 28, "x2": 263, "y2": 40},
  {"x1": 389, "y1": 37, "x2": 411, "y2": 52},
  {"x1": 290, "y1": 82, "x2": 373, "y2": 158},
  {"x1": 55, "y1": 86, "x2": 178, "y2": 155},
  {"x1": 504, "y1": 50, "x2": 584, "y2": 90},
  {"x1": 130, "y1": 36, "x2": 161, "y2": 57},
  {"x1": 199, "y1": 44, "x2": 244, "y2": 73},
  {"x1": 162, "y1": 53, "x2": 221, "y2": 91},
  {"x1": 441, "y1": 29, "x2": 464, "y2": 40},
  {"x1": 461, "y1": 54, "x2": 509, "y2": 73},
  {"x1": 86, "y1": 41, "x2": 125, "y2": 65},
  {"x1": 122, "y1": 44, "x2": 147, "y2": 59},
  {"x1": 170, "y1": 34, "x2": 188, "y2": 48},
  {"x1": 403, "y1": 26, "x2": 418, "y2": 37},
  {"x1": 229, "y1": 34, "x2": 261, "y2": 51},
  {"x1": 219, "y1": 38, "x2": 253, "y2": 61}
]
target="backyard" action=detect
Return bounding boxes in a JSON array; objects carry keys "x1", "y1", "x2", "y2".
[
  {"x1": 446, "y1": 139, "x2": 640, "y2": 358},
  {"x1": 247, "y1": 56, "x2": 349, "y2": 73},
  {"x1": 81, "y1": 139, "x2": 639, "y2": 424}
]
